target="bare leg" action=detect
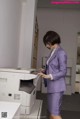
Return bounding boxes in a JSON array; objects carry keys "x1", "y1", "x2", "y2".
[
  {"x1": 50, "y1": 114, "x2": 54, "y2": 119},
  {"x1": 50, "y1": 115, "x2": 53, "y2": 119},
  {"x1": 50, "y1": 115, "x2": 62, "y2": 119}
]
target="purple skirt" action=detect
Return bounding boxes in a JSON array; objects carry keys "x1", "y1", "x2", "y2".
[{"x1": 47, "y1": 92, "x2": 64, "y2": 116}]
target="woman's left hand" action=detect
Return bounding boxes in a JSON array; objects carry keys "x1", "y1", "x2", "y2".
[{"x1": 38, "y1": 72, "x2": 51, "y2": 79}]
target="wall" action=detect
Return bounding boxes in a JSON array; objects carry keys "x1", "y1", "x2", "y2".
[
  {"x1": 18, "y1": 0, "x2": 38, "y2": 69},
  {"x1": 0, "y1": 0, "x2": 38, "y2": 69},
  {"x1": 37, "y1": 8, "x2": 80, "y2": 93},
  {"x1": 0, "y1": 0, "x2": 22, "y2": 68},
  {"x1": 37, "y1": 8, "x2": 80, "y2": 67}
]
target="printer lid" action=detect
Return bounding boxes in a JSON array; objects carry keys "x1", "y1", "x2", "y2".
[{"x1": 22, "y1": 73, "x2": 37, "y2": 80}]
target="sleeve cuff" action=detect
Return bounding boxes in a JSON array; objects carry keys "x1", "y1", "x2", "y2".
[{"x1": 49, "y1": 74, "x2": 53, "y2": 80}]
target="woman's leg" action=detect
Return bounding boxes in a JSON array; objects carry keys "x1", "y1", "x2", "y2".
[
  {"x1": 50, "y1": 115, "x2": 62, "y2": 119},
  {"x1": 50, "y1": 114, "x2": 54, "y2": 119}
]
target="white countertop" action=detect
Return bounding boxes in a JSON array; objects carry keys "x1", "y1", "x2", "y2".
[{"x1": 0, "y1": 101, "x2": 20, "y2": 119}]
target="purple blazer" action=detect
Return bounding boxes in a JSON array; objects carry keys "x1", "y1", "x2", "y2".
[{"x1": 44, "y1": 46, "x2": 67, "y2": 93}]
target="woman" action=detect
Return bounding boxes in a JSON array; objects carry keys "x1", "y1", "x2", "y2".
[{"x1": 38, "y1": 31, "x2": 67, "y2": 119}]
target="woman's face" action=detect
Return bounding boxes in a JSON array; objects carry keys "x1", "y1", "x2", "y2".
[
  {"x1": 46, "y1": 43, "x2": 59, "y2": 50},
  {"x1": 46, "y1": 43, "x2": 52, "y2": 50}
]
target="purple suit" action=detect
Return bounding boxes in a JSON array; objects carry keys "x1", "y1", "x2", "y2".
[
  {"x1": 45, "y1": 46, "x2": 67, "y2": 93},
  {"x1": 44, "y1": 46, "x2": 67, "y2": 115}
]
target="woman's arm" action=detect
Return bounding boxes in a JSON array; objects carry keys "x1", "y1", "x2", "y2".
[{"x1": 50, "y1": 51, "x2": 67, "y2": 80}]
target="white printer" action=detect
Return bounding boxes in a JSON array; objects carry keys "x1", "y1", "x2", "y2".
[{"x1": 0, "y1": 68, "x2": 39, "y2": 114}]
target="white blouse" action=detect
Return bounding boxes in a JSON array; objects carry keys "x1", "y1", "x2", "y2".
[{"x1": 47, "y1": 48, "x2": 56, "y2": 65}]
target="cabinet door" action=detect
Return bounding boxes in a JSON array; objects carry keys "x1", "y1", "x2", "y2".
[{"x1": 64, "y1": 58, "x2": 74, "y2": 95}]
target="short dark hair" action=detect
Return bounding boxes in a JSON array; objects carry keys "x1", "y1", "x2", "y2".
[{"x1": 43, "y1": 31, "x2": 61, "y2": 46}]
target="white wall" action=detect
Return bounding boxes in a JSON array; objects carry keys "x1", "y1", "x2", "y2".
[
  {"x1": 18, "y1": 0, "x2": 38, "y2": 69},
  {"x1": 37, "y1": 8, "x2": 80, "y2": 67},
  {"x1": 37, "y1": 8, "x2": 80, "y2": 93},
  {"x1": 0, "y1": 0, "x2": 22, "y2": 68},
  {"x1": 0, "y1": 0, "x2": 38, "y2": 69}
]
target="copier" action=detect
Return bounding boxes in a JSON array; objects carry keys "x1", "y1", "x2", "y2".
[{"x1": 0, "y1": 68, "x2": 40, "y2": 115}]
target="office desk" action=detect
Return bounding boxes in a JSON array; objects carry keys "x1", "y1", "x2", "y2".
[
  {"x1": 0, "y1": 101, "x2": 20, "y2": 119},
  {"x1": 20, "y1": 99, "x2": 43, "y2": 119}
]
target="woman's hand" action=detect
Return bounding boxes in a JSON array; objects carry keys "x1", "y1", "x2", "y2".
[
  {"x1": 38, "y1": 72, "x2": 51, "y2": 79},
  {"x1": 38, "y1": 68, "x2": 45, "y2": 73}
]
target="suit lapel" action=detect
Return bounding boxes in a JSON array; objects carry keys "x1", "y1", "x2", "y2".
[{"x1": 48, "y1": 46, "x2": 61, "y2": 64}]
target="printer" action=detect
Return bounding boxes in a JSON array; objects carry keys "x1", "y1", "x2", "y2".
[{"x1": 0, "y1": 68, "x2": 39, "y2": 114}]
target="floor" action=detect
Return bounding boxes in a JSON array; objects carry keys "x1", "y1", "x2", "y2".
[
  {"x1": 36, "y1": 91, "x2": 80, "y2": 119},
  {"x1": 75, "y1": 82, "x2": 80, "y2": 93}
]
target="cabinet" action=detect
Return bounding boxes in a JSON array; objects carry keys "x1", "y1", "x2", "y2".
[
  {"x1": 65, "y1": 67, "x2": 72, "y2": 85},
  {"x1": 75, "y1": 74, "x2": 80, "y2": 93}
]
